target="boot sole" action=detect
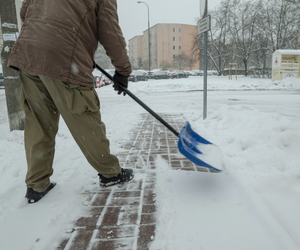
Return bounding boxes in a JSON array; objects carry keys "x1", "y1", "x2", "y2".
[{"x1": 100, "y1": 174, "x2": 134, "y2": 187}]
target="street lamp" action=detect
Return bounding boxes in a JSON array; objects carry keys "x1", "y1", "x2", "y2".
[{"x1": 137, "y1": 1, "x2": 151, "y2": 73}]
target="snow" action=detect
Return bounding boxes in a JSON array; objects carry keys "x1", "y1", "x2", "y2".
[
  {"x1": 0, "y1": 75, "x2": 300, "y2": 249},
  {"x1": 276, "y1": 50, "x2": 300, "y2": 55},
  {"x1": 195, "y1": 143, "x2": 223, "y2": 170}
]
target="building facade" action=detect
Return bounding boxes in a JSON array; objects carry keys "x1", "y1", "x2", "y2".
[
  {"x1": 299, "y1": 8, "x2": 300, "y2": 50},
  {"x1": 128, "y1": 35, "x2": 143, "y2": 69},
  {"x1": 129, "y1": 23, "x2": 198, "y2": 71}
]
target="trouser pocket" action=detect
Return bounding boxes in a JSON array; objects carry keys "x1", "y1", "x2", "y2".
[
  {"x1": 63, "y1": 82, "x2": 100, "y2": 114},
  {"x1": 20, "y1": 88, "x2": 32, "y2": 112}
]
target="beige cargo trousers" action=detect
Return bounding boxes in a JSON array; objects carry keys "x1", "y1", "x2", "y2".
[{"x1": 20, "y1": 70, "x2": 121, "y2": 192}]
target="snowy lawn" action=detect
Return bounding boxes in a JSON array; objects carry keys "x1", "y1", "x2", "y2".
[{"x1": 0, "y1": 75, "x2": 299, "y2": 249}]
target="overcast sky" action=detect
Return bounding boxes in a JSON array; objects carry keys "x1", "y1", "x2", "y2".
[{"x1": 117, "y1": 0, "x2": 222, "y2": 43}]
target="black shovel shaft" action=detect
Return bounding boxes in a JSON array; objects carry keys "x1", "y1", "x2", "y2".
[{"x1": 95, "y1": 64, "x2": 179, "y2": 137}]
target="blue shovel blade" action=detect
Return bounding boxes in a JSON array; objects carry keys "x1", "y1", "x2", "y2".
[{"x1": 177, "y1": 121, "x2": 223, "y2": 172}]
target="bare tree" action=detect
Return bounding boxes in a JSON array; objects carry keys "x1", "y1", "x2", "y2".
[
  {"x1": 173, "y1": 52, "x2": 197, "y2": 70},
  {"x1": 192, "y1": 0, "x2": 300, "y2": 75},
  {"x1": 227, "y1": 0, "x2": 261, "y2": 76},
  {"x1": 258, "y1": 0, "x2": 300, "y2": 52},
  {"x1": 191, "y1": 33, "x2": 202, "y2": 70},
  {"x1": 208, "y1": 0, "x2": 233, "y2": 75},
  {"x1": 160, "y1": 60, "x2": 172, "y2": 70},
  {"x1": 142, "y1": 59, "x2": 149, "y2": 71}
]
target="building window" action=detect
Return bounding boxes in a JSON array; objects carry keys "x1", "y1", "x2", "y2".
[
  {"x1": 173, "y1": 37, "x2": 175, "y2": 41},
  {"x1": 173, "y1": 46, "x2": 175, "y2": 50},
  {"x1": 179, "y1": 46, "x2": 181, "y2": 50},
  {"x1": 173, "y1": 28, "x2": 175, "y2": 32},
  {"x1": 179, "y1": 37, "x2": 181, "y2": 42},
  {"x1": 173, "y1": 54, "x2": 175, "y2": 58},
  {"x1": 179, "y1": 28, "x2": 181, "y2": 33}
]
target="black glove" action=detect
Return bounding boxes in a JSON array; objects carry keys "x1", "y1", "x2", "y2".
[{"x1": 112, "y1": 71, "x2": 129, "y2": 96}]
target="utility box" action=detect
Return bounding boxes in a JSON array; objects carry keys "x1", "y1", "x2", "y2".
[{"x1": 272, "y1": 50, "x2": 300, "y2": 81}]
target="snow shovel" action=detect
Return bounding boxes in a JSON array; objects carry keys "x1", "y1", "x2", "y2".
[{"x1": 95, "y1": 64, "x2": 223, "y2": 172}]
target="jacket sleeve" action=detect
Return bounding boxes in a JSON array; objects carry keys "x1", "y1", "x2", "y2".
[
  {"x1": 20, "y1": 0, "x2": 30, "y2": 23},
  {"x1": 97, "y1": 0, "x2": 131, "y2": 76}
]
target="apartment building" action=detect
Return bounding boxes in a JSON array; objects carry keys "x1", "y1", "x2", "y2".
[
  {"x1": 128, "y1": 35, "x2": 143, "y2": 69},
  {"x1": 129, "y1": 23, "x2": 198, "y2": 70}
]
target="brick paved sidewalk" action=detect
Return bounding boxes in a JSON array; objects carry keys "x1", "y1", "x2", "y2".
[{"x1": 57, "y1": 113, "x2": 214, "y2": 250}]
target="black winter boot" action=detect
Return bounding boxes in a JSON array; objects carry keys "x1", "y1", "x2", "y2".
[
  {"x1": 25, "y1": 182, "x2": 56, "y2": 203},
  {"x1": 98, "y1": 168, "x2": 134, "y2": 187}
]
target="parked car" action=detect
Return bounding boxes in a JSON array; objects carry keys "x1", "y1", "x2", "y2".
[
  {"x1": 151, "y1": 71, "x2": 170, "y2": 80},
  {"x1": 129, "y1": 70, "x2": 148, "y2": 82},
  {"x1": 192, "y1": 70, "x2": 203, "y2": 76},
  {"x1": 168, "y1": 71, "x2": 178, "y2": 79},
  {"x1": 0, "y1": 73, "x2": 4, "y2": 88},
  {"x1": 137, "y1": 70, "x2": 149, "y2": 78},
  {"x1": 186, "y1": 71, "x2": 197, "y2": 76},
  {"x1": 148, "y1": 69, "x2": 162, "y2": 79},
  {"x1": 169, "y1": 70, "x2": 188, "y2": 79}
]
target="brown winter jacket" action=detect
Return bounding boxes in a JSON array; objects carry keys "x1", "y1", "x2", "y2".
[{"x1": 8, "y1": 0, "x2": 131, "y2": 87}]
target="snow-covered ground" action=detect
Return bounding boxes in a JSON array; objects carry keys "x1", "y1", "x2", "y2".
[{"x1": 0, "y1": 75, "x2": 299, "y2": 249}]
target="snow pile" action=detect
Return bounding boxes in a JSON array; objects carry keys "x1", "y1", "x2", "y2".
[
  {"x1": 189, "y1": 103, "x2": 300, "y2": 173},
  {"x1": 152, "y1": 98, "x2": 300, "y2": 249}
]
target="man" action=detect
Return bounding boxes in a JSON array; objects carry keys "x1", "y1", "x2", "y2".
[{"x1": 8, "y1": 0, "x2": 134, "y2": 203}]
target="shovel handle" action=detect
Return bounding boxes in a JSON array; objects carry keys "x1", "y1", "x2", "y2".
[{"x1": 95, "y1": 64, "x2": 179, "y2": 137}]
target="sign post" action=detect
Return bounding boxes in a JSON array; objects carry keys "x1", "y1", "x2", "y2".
[
  {"x1": 0, "y1": 0, "x2": 25, "y2": 131},
  {"x1": 197, "y1": 15, "x2": 211, "y2": 35},
  {"x1": 199, "y1": 0, "x2": 209, "y2": 120}
]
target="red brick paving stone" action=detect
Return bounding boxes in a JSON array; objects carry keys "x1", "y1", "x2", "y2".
[
  {"x1": 126, "y1": 178, "x2": 143, "y2": 191},
  {"x1": 87, "y1": 207, "x2": 105, "y2": 216},
  {"x1": 148, "y1": 155, "x2": 156, "y2": 163},
  {"x1": 101, "y1": 206, "x2": 122, "y2": 227},
  {"x1": 170, "y1": 160, "x2": 183, "y2": 169},
  {"x1": 196, "y1": 166, "x2": 210, "y2": 172},
  {"x1": 91, "y1": 192, "x2": 111, "y2": 206},
  {"x1": 66, "y1": 229, "x2": 94, "y2": 250},
  {"x1": 142, "y1": 204, "x2": 156, "y2": 214},
  {"x1": 141, "y1": 213, "x2": 156, "y2": 225},
  {"x1": 137, "y1": 225, "x2": 156, "y2": 250},
  {"x1": 156, "y1": 145, "x2": 169, "y2": 151},
  {"x1": 181, "y1": 159, "x2": 196, "y2": 169},
  {"x1": 170, "y1": 140, "x2": 179, "y2": 148},
  {"x1": 91, "y1": 238, "x2": 135, "y2": 250},
  {"x1": 117, "y1": 205, "x2": 139, "y2": 225},
  {"x1": 123, "y1": 145, "x2": 135, "y2": 151},
  {"x1": 209, "y1": 169, "x2": 220, "y2": 173},
  {"x1": 75, "y1": 215, "x2": 99, "y2": 228},
  {"x1": 169, "y1": 148, "x2": 180, "y2": 154},
  {"x1": 57, "y1": 239, "x2": 69, "y2": 250},
  {"x1": 109, "y1": 196, "x2": 140, "y2": 207},
  {"x1": 96, "y1": 225, "x2": 136, "y2": 239},
  {"x1": 113, "y1": 191, "x2": 141, "y2": 198},
  {"x1": 143, "y1": 189, "x2": 156, "y2": 205}
]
